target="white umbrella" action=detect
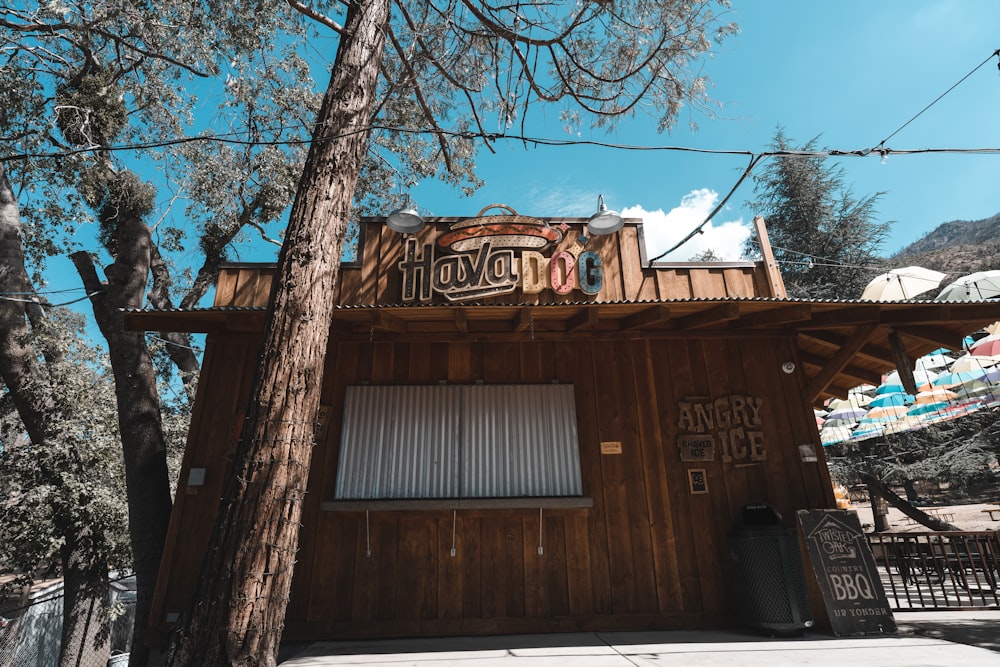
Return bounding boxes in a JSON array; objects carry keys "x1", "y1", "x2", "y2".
[
  {"x1": 950, "y1": 353, "x2": 1000, "y2": 374},
  {"x1": 916, "y1": 350, "x2": 954, "y2": 371},
  {"x1": 883, "y1": 368, "x2": 938, "y2": 387},
  {"x1": 861, "y1": 266, "x2": 946, "y2": 301},
  {"x1": 936, "y1": 270, "x2": 1000, "y2": 301}
]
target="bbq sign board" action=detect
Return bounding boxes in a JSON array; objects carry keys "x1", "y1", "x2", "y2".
[
  {"x1": 398, "y1": 207, "x2": 603, "y2": 303},
  {"x1": 797, "y1": 510, "x2": 896, "y2": 636}
]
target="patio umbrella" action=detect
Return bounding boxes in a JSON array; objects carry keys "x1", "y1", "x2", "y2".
[
  {"x1": 875, "y1": 382, "x2": 907, "y2": 395},
  {"x1": 906, "y1": 401, "x2": 951, "y2": 417},
  {"x1": 883, "y1": 369, "x2": 938, "y2": 387},
  {"x1": 936, "y1": 270, "x2": 1000, "y2": 301},
  {"x1": 824, "y1": 407, "x2": 867, "y2": 424},
  {"x1": 916, "y1": 350, "x2": 953, "y2": 371},
  {"x1": 955, "y1": 382, "x2": 995, "y2": 401},
  {"x1": 970, "y1": 333, "x2": 1000, "y2": 357},
  {"x1": 921, "y1": 400, "x2": 983, "y2": 425},
  {"x1": 882, "y1": 416, "x2": 925, "y2": 435},
  {"x1": 860, "y1": 404, "x2": 907, "y2": 423},
  {"x1": 913, "y1": 388, "x2": 958, "y2": 404},
  {"x1": 861, "y1": 266, "x2": 946, "y2": 301},
  {"x1": 868, "y1": 392, "x2": 913, "y2": 408},
  {"x1": 827, "y1": 396, "x2": 867, "y2": 411},
  {"x1": 820, "y1": 424, "x2": 854, "y2": 445},
  {"x1": 932, "y1": 369, "x2": 988, "y2": 389},
  {"x1": 950, "y1": 353, "x2": 1000, "y2": 372}
]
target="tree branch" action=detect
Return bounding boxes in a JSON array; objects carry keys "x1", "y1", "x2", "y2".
[{"x1": 284, "y1": 0, "x2": 347, "y2": 34}]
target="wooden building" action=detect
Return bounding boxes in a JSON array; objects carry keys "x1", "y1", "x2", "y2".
[{"x1": 130, "y1": 210, "x2": 1000, "y2": 643}]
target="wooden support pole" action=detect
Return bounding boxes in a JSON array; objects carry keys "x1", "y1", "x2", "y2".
[
  {"x1": 753, "y1": 216, "x2": 787, "y2": 298},
  {"x1": 888, "y1": 329, "x2": 918, "y2": 395}
]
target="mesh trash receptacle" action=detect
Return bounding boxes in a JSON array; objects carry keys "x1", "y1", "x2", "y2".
[{"x1": 729, "y1": 503, "x2": 813, "y2": 635}]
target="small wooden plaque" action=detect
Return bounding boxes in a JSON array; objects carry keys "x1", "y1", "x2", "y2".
[
  {"x1": 678, "y1": 435, "x2": 715, "y2": 461},
  {"x1": 687, "y1": 468, "x2": 708, "y2": 494},
  {"x1": 600, "y1": 441, "x2": 623, "y2": 455}
]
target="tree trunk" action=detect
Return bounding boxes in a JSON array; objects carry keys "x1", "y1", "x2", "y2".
[
  {"x1": 72, "y1": 212, "x2": 173, "y2": 667},
  {"x1": 866, "y1": 482, "x2": 890, "y2": 533},
  {"x1": 902, "y1": 479, "x2": 919, "y2": 502},
  {"x1": 59, "y1": 527, "x2": 112, "y2": 667},
  {"x1": 168, "y1": 1, "x2": 391, "y2": 664},
  {"x1": 0, "y1": 163, "x2": 112, "y2": 667},
  {"x1": 861, "y1": 474, "x2": 961, "y2": 531}
]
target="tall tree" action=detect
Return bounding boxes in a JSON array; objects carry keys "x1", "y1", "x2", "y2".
[
  {"x1": 745, "y1": 130, "x2": 892, "y2": 299},
  {"x1": 168, "y1": 1, "x2": 737, "y2": 664},
  {"x1": 2, "y1": 3, "x2": 477, "y2": 664},
  {"x1": 1, "y1": 163, "x2": 123, "y2": 666}
]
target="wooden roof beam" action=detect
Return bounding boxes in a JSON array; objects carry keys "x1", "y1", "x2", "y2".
[
  {"x1": 805, "y1": 324, "x2": 878, "y2": 403},
  {"x1": 879, "y1": 303, "x2": 1000, "y2": 325},
  {"x1": 797, "y1": 351, "x2": 881, "y2": 387},
  {"x1": 797, "y1": 330, "x2": 895, "y2": 367},
  {"x1": 619, "y1": 305, "x2": 671, "y2": 330},
  {"x1": 798, "y1": 306, "x2": 881, "y2": 329},
  {"x1": 892, "y1": 325, "x2": 968, "y2": 352},
  {"x1": 674, "y1": 303, "x2": 740, "y2": 330},
  {"x1": 733, "y1": 304, "x2": 812, "y2": 329},
  {"x1": 371, "y1": 312, "x2": 407, "y2": 334},
  {"x1": 514, "y1": 308, "x2": 534, "y2": 333},
  {"x1": 567, "y1": 307, "x2": 601, "y2": 332},
  {"x1": 455, "y1": 308, "x2": 468, "y2": 334}
]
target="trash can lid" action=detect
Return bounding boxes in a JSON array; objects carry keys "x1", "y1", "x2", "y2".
[{"x1": 738, "y1": 502, "x2": 784, "y2": 528}]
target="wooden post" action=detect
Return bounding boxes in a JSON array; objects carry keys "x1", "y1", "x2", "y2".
[
  {"x1": 888, "y1": 329, "x2": 918, "y2": 395},
  {"x1": 753, "y1": 216, "x2": 787, "y2": 298}
]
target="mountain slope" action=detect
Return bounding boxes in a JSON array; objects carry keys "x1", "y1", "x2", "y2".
[{"x1": 892, "y1": 213, "x2": 1000, "y2": 276}]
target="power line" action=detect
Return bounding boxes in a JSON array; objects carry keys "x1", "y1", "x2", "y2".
[
  {"x1": 649, "y1": 153, "x2": 764, "y2": 263},
  {"x1": 872, "y1": 48, "x2": 1000, "y2": 151},
  {"x1": 0, "y1": 290, "x2": 103, "y2": 308}
]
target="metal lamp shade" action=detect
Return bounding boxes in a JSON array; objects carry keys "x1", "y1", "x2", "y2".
[
  {"x1": 386, "y1": 203, "x2": 425, "y2": 234},
  {"x1": 586, "y1": 195, "x2": 624, "y2": 235}
]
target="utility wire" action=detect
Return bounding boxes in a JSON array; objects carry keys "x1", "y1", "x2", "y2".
[
  {"x1": 0, "y1": 290, "x2": 103, "y2": 308},
  {"x1": 648, "y1": 153, "x2": 764, "y2": 263},
  {"x1": 873, "y1": 48, "x2": 1000, "y2": 151}
]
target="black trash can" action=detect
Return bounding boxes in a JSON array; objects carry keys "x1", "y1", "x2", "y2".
[{"x1": 728, "y1": 503, "x2": 813, "y2": 635}]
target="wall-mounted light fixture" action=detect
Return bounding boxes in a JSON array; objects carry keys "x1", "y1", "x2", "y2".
[
  {"x1": 386, "y1": 195, "x2": 425, "y2": 234},
  {"x1": 586, "y1": 194, "x2": 624, "y2": 236}
]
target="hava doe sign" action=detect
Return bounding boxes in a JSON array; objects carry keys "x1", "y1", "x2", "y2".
[{"x1": 397, "y1": 207, "x2": 603, "y2": 302}]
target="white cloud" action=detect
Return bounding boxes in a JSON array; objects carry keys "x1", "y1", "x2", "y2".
[{"x1": 622, "y1": 189, "x2": 750, "y2": 261}]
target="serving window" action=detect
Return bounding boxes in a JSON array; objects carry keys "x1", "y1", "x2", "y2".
[{"x1": 334, "y1": 384, "x2": 582, "y2": 501}]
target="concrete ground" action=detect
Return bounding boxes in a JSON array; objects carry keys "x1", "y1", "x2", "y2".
[{"x1": 278, "y1": 610, "x2": 1000, "y2": 666}]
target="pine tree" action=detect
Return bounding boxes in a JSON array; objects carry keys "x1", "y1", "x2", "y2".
[{"x1": 746, "y1": 130, "x2": 891, "y2": 299}]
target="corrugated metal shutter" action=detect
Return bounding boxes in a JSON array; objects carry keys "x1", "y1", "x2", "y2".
[
  {"x1": 460, "y1": 384, "x2": 581, "y2": 497},
  {"x1": 335, "y1": 385, "x2": 461, "y2": 499},
  {"x1": 335, "y1": 384, "x2": 581, "y2": 499}
]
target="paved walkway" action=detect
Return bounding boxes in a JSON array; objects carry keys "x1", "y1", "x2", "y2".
[{"x1": 278, "y1": 611, "x2": 1000, "y2": 666}]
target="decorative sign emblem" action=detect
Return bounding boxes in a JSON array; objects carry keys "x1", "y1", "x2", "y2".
[
  {"x1": 398, "y1": 205, "x2": 604, "y2": 303},
  {"x1": 676, "y1": 395, "x2": 767, "y2": 464}
]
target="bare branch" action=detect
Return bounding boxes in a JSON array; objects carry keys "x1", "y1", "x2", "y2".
[
  {"x1": 385, "y1": 25, "x2": 454, "y2": 172},
  {"x1": 284, "y1": 0, "x2": 347, "y2": 35}
]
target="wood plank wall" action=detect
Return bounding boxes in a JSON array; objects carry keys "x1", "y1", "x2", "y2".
[
  {"x1": 210, "y1": 221, "x2": 775, "y2": 310},
  {"x1": 150, "y1": 331, "x2": 834, "y2": 641}
]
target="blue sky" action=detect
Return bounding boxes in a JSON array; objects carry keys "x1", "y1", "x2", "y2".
[
  {"x1": 38, "y1": 0, "x2": 1000, "y2": 309},
  {"x1": 408, "y1": 0, "x2": 1000, "y2": 263}
]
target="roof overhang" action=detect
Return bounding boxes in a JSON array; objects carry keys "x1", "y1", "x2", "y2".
[{"x1": 125, "y1": 298, "x2": 1000, "y2": 407}]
